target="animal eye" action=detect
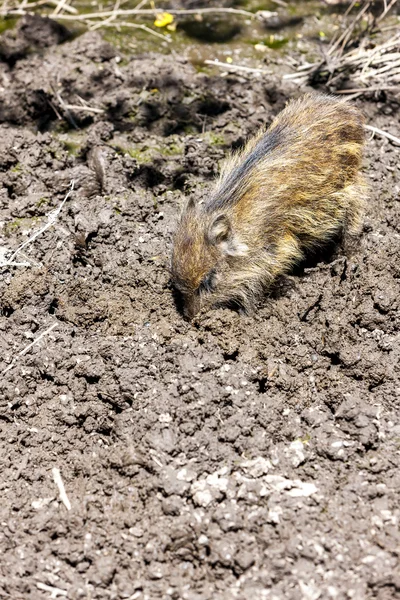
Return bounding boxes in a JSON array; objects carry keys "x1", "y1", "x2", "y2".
[{"x1": 199, "y1": 270, "x2": 217, "y2": 293}]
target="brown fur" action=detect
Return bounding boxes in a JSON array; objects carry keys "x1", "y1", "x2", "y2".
[{"x1": 171, "y1": 93, "x2": 367, "y2": 319}]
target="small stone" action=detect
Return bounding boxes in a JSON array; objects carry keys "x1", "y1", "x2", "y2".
[
  {"x1": 88, "y1": 555, "x2": 116, "y2": 586},
  {"x1": 288, "y1": 440, "x2": 306, "y2": 467},
  {"x1": 31, "y1": 497, "x2": 52, "y2": 510},
  {"x1": 177, "y1": 467, "x2": 197, "y2": 482},
  {"x1": 268, "y1": 506, "x2": 283, "y2": 524},
  {"x1": 198, "y1": 534, "x2": 209, "y2": 545},
  {"x1": 210, "y1": 540, "x2": 235, "y2": 567},
  {"x1": 148, "y1": 562, "x2": 164, "y2": 580},
  {"x1": 130, "y1": 526, "x2": 144, "y2": 538},
  {"x1": 158, "y1": 412, "x2": 172, "y2": 423},
  {"x1": 240, "y1": 456, "x2": 272, "y2": 478},
  {"x1": 160, "y1": 466, "x2": 190, "y2": 496},
  {"x1": 161, "y1": 495, "x2": 183, "y2": 516},
  {"x1": 234, "y1": 550, "x2": 255, "y2": 573},
  {"x1": 287, "y1": 481, "x2": 318, "y2": 497},
  {"x1": 192, "y1": 489, "x2": 213, "y2": 507}
]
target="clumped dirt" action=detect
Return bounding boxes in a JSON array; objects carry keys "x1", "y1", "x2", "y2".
[{"x1": 1, "y1": 15, "x2": 400, "y2": 600}]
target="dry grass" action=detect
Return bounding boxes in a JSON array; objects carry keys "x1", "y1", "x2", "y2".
[
  {"x1": 1, "y1": 0, "x2": 266, "y2": 23},
  {"x1": 0, "y1": 0, "x2": 278, "y2": 43},
  {"x1": 284, "y1": 0, "x2": 400, "y2": 97}
]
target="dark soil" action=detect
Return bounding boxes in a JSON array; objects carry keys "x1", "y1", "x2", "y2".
[{"x1": 1, "y1": 14, "x2": 400, "y2": 600}]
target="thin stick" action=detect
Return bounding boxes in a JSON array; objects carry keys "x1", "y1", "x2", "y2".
[
  {"x1": 1, "y1": 322, "x2": 58, "y2": 376},
  {"x1": 287, "y1": 28, "x2": 400, "y2": 89},
  {"x1": 54, "y1": 91, "x2": 79, "y2": 129},
  {"x1": 47, "y1": 97, "x2": 63, "y2": 120},
  {"x1": 3, "y1": 6, "x2": 257, "y2": 19},
  {"x1": 36, "y1": 582, "x2": 68, "y2": 598},
  {"x1": 282, "y1": 71, "x2": 310, "y2": 80},
  {"x1": 335, "y1": 85, "x2": 400, "y2": 93},
  {"x1": 376, "y1": 0, "x2": 398, "y2": 23},
  {"x1": 51, "y1": 0, "x2": 69, "y2": 17},
  {"x1": 204, "y1": 59, "x2": 270, "y2": 75},
  {"x1": 52, "y1": 467, "x2": 72, "y2": 511},
  {"x1": 135, "y1": 0, "x2": 149, "y2": 9},
  {"x1": 1, "y1": 260, "x2": 32, "y2": 267},
  {"x1": 90, "y1": 0, "x2": 120, "y2": 31},
  {"x1": 5, "y1": 180, "x2": 74, "y2": 267},
  {"x1": 91, "y1": 21, "x2": 170, "y2": 42},
  {"x1": 20, "y1": 323, "x2": 58, "y2": 355},
  {"x1": 328, "y1": 1, "x2": 371, "y2": 57},
  {"x1": 62, "y1": 104, "x2": 104, "y2": 113},
  {"x1": 0, "y1": 247, "x2": 31, "y2": 267},
  {"x1": 343, "y1": 0, "x2": 359, "y2": 18},
  {"x1": 365, "y1": 124, "x2": 400, "y2": 146},
  {"x1": 3, "y1": 0, "x2": 78, "y2": 14}
]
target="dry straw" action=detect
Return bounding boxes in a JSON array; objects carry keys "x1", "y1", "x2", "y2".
[{"x1": 284, "y1": 0, "x2": 400, "y2": 98}]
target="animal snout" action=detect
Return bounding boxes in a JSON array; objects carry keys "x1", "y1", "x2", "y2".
[{"x1": 183, "y1": 294, "x2": 200, "y2": 320}]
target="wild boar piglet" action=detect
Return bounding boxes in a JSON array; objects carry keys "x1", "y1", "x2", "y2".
[{"x1": 171, "y1": 93, "x2": 367, "y2": 319}]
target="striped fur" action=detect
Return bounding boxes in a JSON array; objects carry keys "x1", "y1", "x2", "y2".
[{"x1": 171, "y1": 93, "x2": 367, "y2": 319}]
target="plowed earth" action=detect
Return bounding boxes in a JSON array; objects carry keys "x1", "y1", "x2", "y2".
[{"x1": 0, "y1": 15, "x2": 399, "y2": 600}]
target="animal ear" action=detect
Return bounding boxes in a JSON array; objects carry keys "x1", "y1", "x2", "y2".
[
  {"x1": 208, "y1": 214, "x2": 231, "y2": 244},
  {"x1": 208, "y1": 215, "x2": 249, "y2": 257},
  {"x1": 186, "y1": 196, "x2": 197, "y2": 211}
]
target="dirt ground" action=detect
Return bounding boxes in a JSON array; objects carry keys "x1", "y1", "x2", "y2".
[{"x1": 0, "y1": 11, "x2": 400, "y2": 600}]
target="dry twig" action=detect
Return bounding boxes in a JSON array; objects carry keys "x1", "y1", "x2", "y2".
[
  {"x1": 204, "y1": 59, "x2": 271, "y2": 76},
  {"x1": 61, "y1": 103, "x2": 104, "y2": 114},
  {"x1": 89, "y1": 20, "x2": 170, "y2": 42},
  {"x1": 2, "y1": 5, "x2": 257, "y2": 19},
  {"x1": 1, "y1": 180, "x2": 74, "y2": 269},
  {"x1": 0, "y1": 0, "x2": 78, "y2": 17},
  {"x1": 1, "y1": 2, "x2": 259, "y2": 41},
  {"x1": 365, "y1": 124, "x2": 400, "y2": 146},
  {"x1": 36, "y1": 582, "x2": 68, "y2": 598},
  {"x1": 52, "y1": 467, "x2": 72, "y2": 511},
  {"x1": 1, "y1": 322, "x2": 58, "y2": 376},
  {"x1": 51, "y1": 0, "x2": 70, "y2": 17},
  {"x1": 284, "y1": 1, "x2": 400, "y2": 93}
]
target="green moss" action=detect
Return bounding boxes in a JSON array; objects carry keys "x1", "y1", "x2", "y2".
[
  {"x1": 114, "y1": 139, "x2": 184, "y2": 162},
  {"x1": 184, "y1": 125, "x2": 197, "y2": 135},
  {"x1": 197, "y1": 131, "x2": 226, "y2": 147},
  {"x1": 127, "y1": 111, "x2": 138, "y2": 123},
  {"x1": 4, "y1": 217, "x2": 38, "y2": 236},
  {"x1": 110, "y1": 143, "x2": 150, "y2": 163},
  {"x1": 126, "y1": 147, "x2": 152, "y2": 163},
  {"x1": 36, "y1": 197, "x2": 49, "y2": 208},
  {"x1": 299, "y1": 433, "x2": 311, "y2": 445},
  {"x1": 159, "y1": 142, "x2": 183, "y2": 156},
  {"x1": 0, "y1": 17, "x2": 17, "y2": 35},
  {"x1": 10, "y1": 163, "x2": 22, "y2": 173},
  {"x1": 5, "y1": 219, "x2": 22, "y2": 234},
  {"x1": 102, "y1": 26, "x2": 171, "y2": 55},
  {"x1": 63, "y1": 140, "x2": 81, "y2": 156},
  {"x1": 53, "y1": 131, "x2": 85, "y2": 155},
  {"x1": 263, "y1": 35, "x2": 289, "y2": 50},
  {"x1": 209, "y1": 132, "x2": 226, "y2": 146}
]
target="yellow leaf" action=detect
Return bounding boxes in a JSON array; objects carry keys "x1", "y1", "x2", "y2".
[
  {"x1": 166, "y1": 21, "x2": 177, "y2": 32},
  {"x1": 154, "y1": 12, "x2": 174, "y2": 28}
]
